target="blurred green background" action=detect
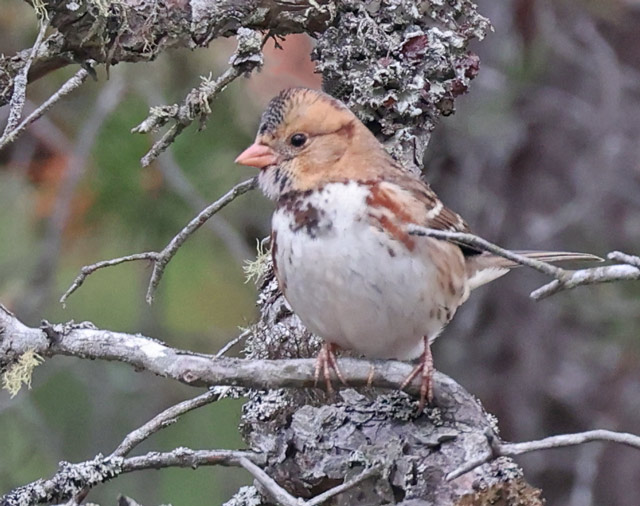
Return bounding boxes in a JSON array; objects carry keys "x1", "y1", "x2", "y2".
[{"x1": 1, "y1": 0, "x2": 640, "y2": 504}]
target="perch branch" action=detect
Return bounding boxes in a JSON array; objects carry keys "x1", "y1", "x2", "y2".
[
  {"x1": 0, "y1": 303, "x2": 465, "y2": 399},
  {"x1": 407, "y1": 226, "x2": 639, "y2": 300},
  {"x1": 60, "y1": 177, "x2": 256, "y2": 306},
  {"x1": 447, "y1": 429, "x2": 640, "y2": 481}
]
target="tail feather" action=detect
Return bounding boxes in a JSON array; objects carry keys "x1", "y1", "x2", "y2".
[{"x1": 466, "y1": 250, "x2": 603, "y2": 291}]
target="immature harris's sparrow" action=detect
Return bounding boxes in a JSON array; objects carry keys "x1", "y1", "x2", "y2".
[{"x1": 236, "y1": 88, "x2": 597, "y2": 409}]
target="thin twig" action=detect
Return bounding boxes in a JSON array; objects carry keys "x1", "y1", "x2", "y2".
[
  {"x1": 407, "y1": 225, "x2": 565, "y2": 277},
  {"x1": 60, "y1": 253, "x2": 159, "y2": 306},
  {"x1": 216, "y1": 328, "x2": 252, "y2": 358},
  {"x1": 407, "y1": 225, "x2": 639, "y2": 300},
  {"x1": 608, "y1": 250, "x2": 640, "y2": 268},
  {"x1": 112, "y1": 389, "x2": 222, "y2": 457},
  {"x1": 530, "y1": 263, "x2": 640, "y2": 300},
  {"x1": 133, "y1": 28, "x2": 263, "y2": 166},
  {"x1": 60, "y1": 177, "x2": 256, "y2": 306},
  {"x1": 306, "y1": 467, "x2": 380, "y2": 506},
  {"x1": 447, "y1": 429, "x2": 640, "y2": 481},
  {"x1": 1, "y1": 20, "x2": 49, "y2": 138},
  {"x1": 239, "y1": 457, "x2": 300, "y2": 506},
  {"x1": 153, "y1": 134, "x2": 253, "y2": 260},
  {"x1": 144, "y1": 177, "x2": 256, "y2": 303},
  {"x1": 0, "y1": 66, "x2": 91, "y2": 150}
]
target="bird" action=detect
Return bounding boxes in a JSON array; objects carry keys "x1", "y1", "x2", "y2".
[{"x1": 235, "y1": 87, "x2": 599, "y2": 410}]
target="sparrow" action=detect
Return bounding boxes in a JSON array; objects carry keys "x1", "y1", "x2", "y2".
[{"x1": 235, "y1": 87, "x2": 598, "y2": 410}]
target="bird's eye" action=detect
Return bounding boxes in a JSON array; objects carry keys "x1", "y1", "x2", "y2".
[{"x1": 289, "y1": 133, "x2": 307, "y2": 147}]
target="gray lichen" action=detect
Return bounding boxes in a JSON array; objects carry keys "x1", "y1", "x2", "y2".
[
  {"x1": 222, "y1": 486, "x2": 267, "y2": 506},
  {"x1": 1, "y1": 455, "x2": 124, "y2": 506},
  {"x1": 314, "y1": 0, "x2": 490, "y2": 170}
]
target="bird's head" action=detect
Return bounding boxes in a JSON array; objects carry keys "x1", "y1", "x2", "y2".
[{"x1": 235, "y1": 88, "x2": 392, "y2": 199}]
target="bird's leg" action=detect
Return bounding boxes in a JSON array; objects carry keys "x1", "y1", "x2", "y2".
[
  {"x1": 400, "y1": 336, "x2": 434, "y2": 412},
  {"x1": 314, "y1": 342, "x2": 348, "y2": 394}
]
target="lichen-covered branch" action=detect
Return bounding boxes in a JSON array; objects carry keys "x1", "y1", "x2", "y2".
[
  {"x1": 0, "y1": 65, "x2": 91, "y2": 150},
  {"x1": 1, "y1": 449, "x2": 263, "y2": 506},
  {"x1": 1, "y1": 20, "x2": 48, "y2": 137},
  {"x1": 131, "y1": 27, "x2": 264, "y2": 166},
  {"x1": 0, "y1": 303, "x2": 464, "y2": 397},
  {"x1": 1, "y1": 0, "x2": 336, "y2": 107}
]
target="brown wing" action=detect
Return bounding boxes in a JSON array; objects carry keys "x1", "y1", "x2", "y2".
[{"x1": 380, "y1": 173, "x2": 482, "y2": 256}]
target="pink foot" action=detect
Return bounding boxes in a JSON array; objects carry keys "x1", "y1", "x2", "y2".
[
  {"x1": 400, "y1": 336, "x2": 434, "y2": 412},
  {"x1": 314, "y1": 342, "x2": 348, "y2": 393}
]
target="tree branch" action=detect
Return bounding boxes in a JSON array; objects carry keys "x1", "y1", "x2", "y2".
[
  {"x1": 1, "y1": 449, "x2": 263, "y2": 506},
  {"x1": 1, "y1": 0, "x2": 336, "y2": 107},
  {"x1": 0, "y1": 65, "x2": 91, "y2": 150},
  {"x1": 407, "y1": 225, "x2": 639, "y2": 300},
  {"x1": 60, "y1": 177, "x2": 257, "y2": 306},
  {"x1": 111, "y1": 390, "x2": 223, "y2": 457},
  {"x1": 1, "y1": 19, "x2": 49, "y2": 136},
  {"x1": 447, "y1": 429, "x2": 640, "y2": 481},
  {"x1": 0, "y1": 303, "x2": 445, "y2": 397},
  {"x1": 131, "y1": 27, "x2": 263, "y2": 166}
]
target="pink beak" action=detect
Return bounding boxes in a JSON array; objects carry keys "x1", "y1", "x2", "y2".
[{"x1": 235, "y1": 142, "x2": 278, "y2": 169}]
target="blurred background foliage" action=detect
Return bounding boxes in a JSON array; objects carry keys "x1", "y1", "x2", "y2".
[{"x1": 1, "y1": 0, "x2": 639, "y2": 504}]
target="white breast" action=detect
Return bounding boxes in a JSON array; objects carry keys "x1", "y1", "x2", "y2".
[{"x1": 272, "y1": 181, "x2": 464, "y2": 360}]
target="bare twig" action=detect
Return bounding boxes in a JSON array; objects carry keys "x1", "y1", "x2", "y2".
[
  {"x1": 0, "y1": 66, "x2": 91, "y2": 150},
  {"x1": 132, "y1": 28, "x2": 263, "y2": 166},
  {"x1": 60, "y1": 177, "x2": 257, "y2": 306},
  {"x1": 112, "y1": 389, "x2": 222, "y2": 457},
  {"x1": 407, "y1": 225, "x2": 565, "y2": 277},
  {"x1": 216, "y1": 328, "x2": 252, "y2": 358},
  {"x1": 306, "y1": 466, "x2": 380, "y2": 506},
  {"x1": 239, "y1": 457, "x2": 300, "y2": 506},
  {"x1": 607, "y1": 250, "x2": 640, "y2": 268},
  {"x1": 240, "y1": 457, "x2": 379, "y2": 506},
  {"x1": 447, "y1": 429, "x2": 640, "y2": 481},
  {"x1": 154, "y1": 144, "x2": 253, "y2": 261},
  {"x1": 1, "y1": 20, "x2": 49, "y2": 138},
  {"x1": 407, "y1": 225, "x2": 639, "y2": 300},
  {"x1": 530, "y1": 263, "x2": 640, "y2": 300},
  {"x1": 60, "y1": 252, "x2": 160, "y2": 305}
]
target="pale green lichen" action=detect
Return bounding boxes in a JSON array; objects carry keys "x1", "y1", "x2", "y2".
[
  {"x1": 2, "y1": 349, "x2": 44, "y2": 397},
  {"x1": 243, "y1": 239, "x2": 270, "y2": 285}
]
